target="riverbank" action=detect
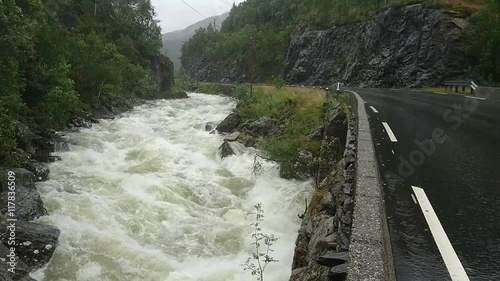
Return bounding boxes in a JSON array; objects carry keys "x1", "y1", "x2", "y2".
[
  {"x1": 195, "y1": 83, "x2": 361, "y2": 280},
  {"x1": 0, "y1": 91, "x2": 188, "y2": 281}
]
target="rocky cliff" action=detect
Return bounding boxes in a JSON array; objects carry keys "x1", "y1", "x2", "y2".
[
  {"x1": 283, "y1": 4, "x2": 469, "y2": 87},
  {"x1": 151, "y1": 54, "x2": 175, "y2": 92}
]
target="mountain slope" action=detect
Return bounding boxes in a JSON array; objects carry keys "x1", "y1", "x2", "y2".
[
  {"x1": 180, "y1": 0, "x2": 498, "y2": 85},
  {"x1": 161, "y1": 12, "x2": 229, "y2": 70}
]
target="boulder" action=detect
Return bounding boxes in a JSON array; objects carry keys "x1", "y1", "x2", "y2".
[
  {"x1": 328, "y1": 263, "x2": 348, "y2": 280},
  {"x1": 292, "y1": 150, "x2": 314, "y2": 181},
  {"x1": 336, "y1": 231, "x2": 350, "y2": 252},
  {"x1": 216, "y1": 113, "x2": 242, "y2": 133},
  {"x1": 224, "y1": 131, "x2": 240, "y2": 142},
  {"x1": 0, "y1": 244, "x2": 35, "y2": 281},
  {"x1": 50, "y1": 133, "x2": 70, "y2": 152},
  {"x1": 31, "y1": 133, "x2": 56, "y2": 162},
  {"x1": 219, "y1": 141, "x2": 235, "y2": 158},
  {"x1": 69, "y1": 112, "x2": 93, "y2": 129},
  {"x1": 306, "y1": 126, "x2": 325, "y2": 142},
  {"x1": 0, "y1": 169, "x2": 47, "y2": 221},
  {"x1": 24, "y1": 162, "x2": 49, "y2": 182},
  {"x1": 205, "y1": 122, "x2": 217, "y2": 132},
  {"x1": 238, "y1": 133, "x2": 257, "y2": 148},
  {"x1": 246, "y1": 117, "x2": 276, "y2": 136},
  {"x1": 33, "y1": 154, "x2": 61, "y2": 163},
  {"x1": 0, "y1": 218, "x2": 59, "y2": 272},
  {"x1": 324, "y1": 105, "x2": 347, "y2": 145},
  {"x1": 219, "y1": 141, "x2": 246, "y2": 159},
  {"x1": 317, "y1": 251, "x2": 349, "y2": 267},
  {"x1": 14, "y1": 122, "x2": 35, "y2": 155}
]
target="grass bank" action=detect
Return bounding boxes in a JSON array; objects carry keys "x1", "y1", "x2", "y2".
[
  {"x1": 177, "y1": 79, "x2": 351, "y2": 167},
  {"x1": 180, "y1": 82, "x2": 238, "y2": 96},
  {"x1": 241, "y1": 86, "x2": 327, "y2": 163},
  {"x1": 419, "y1": 86, "x2": 473, "y2": 95}
]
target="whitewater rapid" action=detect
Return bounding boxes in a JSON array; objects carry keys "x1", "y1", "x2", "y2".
[{"x1": 35, "y1": 93, "x2": 310, "y2": 281}]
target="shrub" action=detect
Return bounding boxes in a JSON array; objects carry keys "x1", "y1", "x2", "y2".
[{"x1": 40, "y1": 85, "x2": 81, "y2": 128}]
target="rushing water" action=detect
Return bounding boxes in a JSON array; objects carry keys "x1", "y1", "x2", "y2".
[{"x1": 34, "y1": 93, "x2": 310, "y2": 281}]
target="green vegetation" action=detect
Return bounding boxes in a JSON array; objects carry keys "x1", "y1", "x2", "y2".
[
  {"x1": 181, "y1": 0, "x2": 493, "y2": 81},
  {"x1": 243, "y1": 203, "x2": 278, "y2": 281},
  {"x1": 0, "y1": 0, "x2": 172, "y2": 162},
  {"x1": 465, "y1": 0, "x2": 500, "y2": 85},
  {"x1": 236, "y1": 85, "x2": 327, "y2": 164}
]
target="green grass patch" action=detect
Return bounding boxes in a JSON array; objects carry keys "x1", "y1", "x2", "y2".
[{"x1": 235, "y1": 85, "x2": 330, "y2": 164}]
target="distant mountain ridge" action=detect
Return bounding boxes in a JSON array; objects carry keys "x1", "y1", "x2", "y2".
[{"x1": 161, "y1": 12, "x2": 229, "y2": 70}]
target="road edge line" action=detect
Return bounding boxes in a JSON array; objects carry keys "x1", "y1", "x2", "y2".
[
  {"x1": 411, "y1": 186, "x2": 470, "y2": 281},
  {"x1": 382, "y1": 122, "x2": 398, "y2": 142}
]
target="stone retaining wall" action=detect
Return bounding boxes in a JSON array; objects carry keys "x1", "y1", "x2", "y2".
[{"x1": 345, "y1": 91, "x2": 395, "y2": 281}]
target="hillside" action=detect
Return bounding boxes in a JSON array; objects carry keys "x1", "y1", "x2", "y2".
[
  {"x1": 161, "y1": 12, "x2": 229, "y2": 70},
  {"x1": 180, "y1": 0, "x2": 499, "y2": 86},
  {"x1": 0, "y1": 0, "x2": 175, "y2": 166}
]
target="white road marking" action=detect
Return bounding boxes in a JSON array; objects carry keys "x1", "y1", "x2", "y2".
[
  {"x1": 412, "y1": 186, "x2": 470, "y2": 281},
  {"x1": 370, "y1": 106, "x2": 379, "y2": 113},
  {"x1": 382, "y1": 122, "x2": 398, "y2": 142},
  {"x1": 391, "y1": 150, "x2": 395, "y2": 155},
  {"x1": 465, "y1": 96, "x2": 486, "y2": 101},
  {"x1": 411, "y1": 194, "x2": 417, "y2": 204}
]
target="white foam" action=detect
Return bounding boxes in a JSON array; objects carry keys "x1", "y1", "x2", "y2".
[{"x1": 37, "y1": 93, "x2": 309, "y2": 281}]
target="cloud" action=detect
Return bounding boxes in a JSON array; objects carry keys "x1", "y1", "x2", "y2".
[{"x1": 152, "y1": 0, "x2": 245, "y2": 33}]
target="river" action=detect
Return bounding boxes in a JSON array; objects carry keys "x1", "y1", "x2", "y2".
[{"x1": 34, "y1": 93, "x2": 310, "y2": 281}]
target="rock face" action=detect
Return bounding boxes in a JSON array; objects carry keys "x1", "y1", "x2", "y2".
[
  {"x1": 243, "y1": 117, "x2": 277, "y2": 137},
  {"x1": 219, "y1": 141, "x2": 246, "y2": 158},
  {"x1": 216, "y1": 112, "x2": 242, "y2": 133},
  {"x1": 151, "y1": 54, "x2": 174, "y2": 92},
  {"x1": 283, "y1": 5, "x2": 468, "y2": 87},
  {"x1": 280, "y1": 150, "x2": 315, "y2": 181},
  {"x1": 205, "y1": 122, "x2": 217, "y2": 132},
  {"x1": 0, "y1": 169, "x2": 47, "y2": 221},
  {"x1": 15, "y1": 122, "x2": 35, "y2": 155},
  {"x1": 0, "y1": 219, "x2": 60, "y2": 280}
]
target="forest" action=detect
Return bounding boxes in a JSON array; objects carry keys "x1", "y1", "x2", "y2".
[
  {"x1": 181, "y1": 0, "x2": 499, "y2": 84},
  {"x1": 0, "y1": 0, "x2": 172, "y2": 162}
]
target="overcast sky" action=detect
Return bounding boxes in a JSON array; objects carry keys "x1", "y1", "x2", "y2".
[{"x1": 152, "y1": 0, "x2": 246, "y2": 33}]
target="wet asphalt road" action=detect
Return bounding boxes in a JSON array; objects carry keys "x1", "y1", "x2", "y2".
[{"x1": 348, "y1": 88, "x2": 500, "y2": 281}]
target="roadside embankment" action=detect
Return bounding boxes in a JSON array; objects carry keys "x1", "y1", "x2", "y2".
[
  {"x1": 283, "y1": 89, "x2": 396, "y2": 281},
  {"x1": 204, "y1": 83, "x2": 360, "y2": 280},
  {"x1": 344, "y1": 91, "x2": 396, "y2": 281},
  {"x1": 208, "y1": 85, "x2": 334, "y2": 182}
]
